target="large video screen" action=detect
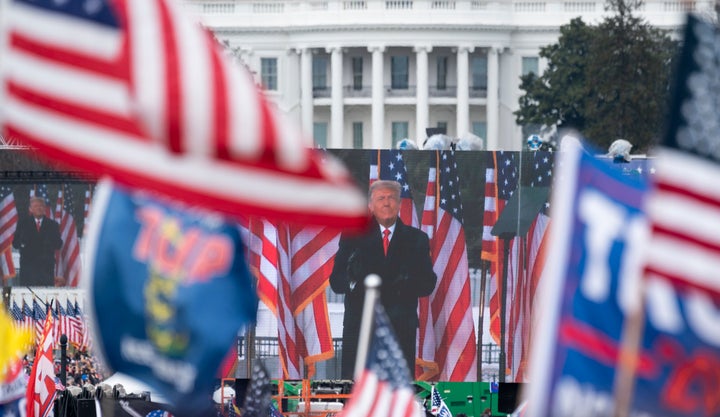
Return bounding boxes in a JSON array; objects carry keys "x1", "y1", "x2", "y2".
[
  {"x1": 3, "y1": 149, "x2": 653, "y2": 383},
  {"x1": 246, "y1": 149, "x2": 557, "y2": 383}
]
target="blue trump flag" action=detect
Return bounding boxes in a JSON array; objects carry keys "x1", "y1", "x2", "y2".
[
  {"x1": 525, "y1": 141, "x2": 650, "y2": 417},
  {"x1": 85, "y1": 180, "x2": 257, "y2": 414}
]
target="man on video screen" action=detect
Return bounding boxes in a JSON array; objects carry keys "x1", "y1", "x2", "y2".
[
  {"x1": 12, "y1": 197, "x2": 63, "y2": 286},
  {"x1": 330, "y1": 180, "x2": 436, "y2": 379}
]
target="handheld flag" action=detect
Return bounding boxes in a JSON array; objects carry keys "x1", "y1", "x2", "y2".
[
  {"x1": 26, "y1": 303, "x2": 57, "y2": 417},
  {"x1": 428, "y1": 385, "x2": 452, "y2": 417},
  {"x1": 339, "y1": 300, "x2": 424, "y2": 417},
  {"x1": 86, "y1": 180, "x2": 258, "y2": 414},
  {"x1": 1, "y1": 0, "x2": 367, "y2": 229}
]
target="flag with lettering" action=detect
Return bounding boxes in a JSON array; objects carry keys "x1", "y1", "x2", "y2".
[
  {"x1": 1, "y1": 0, "x2": 366, "y2": 229},
  {"x1": 26, "y1": 304, "x2": 57, "y2": 417},
  {"x1": 337, "y1": 302, "x2": 424, "y2": 417},
  {"x1": 0, "y1": 185, "x2": 18, "y2": 282},
  {"x1": 524, "y1": 143, "x2": 650, "y2": 417},
  {"x1": 87, "y1": 180, "x2": 258, "y2": 414}
]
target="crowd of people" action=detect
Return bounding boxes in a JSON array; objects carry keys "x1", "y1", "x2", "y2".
[{"x1": 22, "y1": 348, "x2": 108, "y2": 387}]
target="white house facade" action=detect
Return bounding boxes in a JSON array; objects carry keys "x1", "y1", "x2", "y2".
[{"x1": 182, "y1": 0, "x2": 713, "y2": 150}]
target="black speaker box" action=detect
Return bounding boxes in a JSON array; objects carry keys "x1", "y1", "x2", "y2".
[
  {"x1": 497, "y1": 383, "x2": 525, "y2": 414},
  {"x1": 235, "y1": 378, "x2": 250, "y2": 408},
  {"x1": 77, "y1": 399, "x2": 97, "y2": 417}
]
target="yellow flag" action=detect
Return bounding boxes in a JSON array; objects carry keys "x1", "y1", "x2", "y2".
[{"x1": 0, "y1": 307, "x2": 32, "y2": 379}]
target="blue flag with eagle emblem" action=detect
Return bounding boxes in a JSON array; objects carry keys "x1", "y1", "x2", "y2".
[{"x1": 85, "y1": 180, "x2": 257, "y2": 415}]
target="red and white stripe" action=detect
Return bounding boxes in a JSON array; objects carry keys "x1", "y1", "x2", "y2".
[
  {"x1": 482, "y1": 153, "x2": 503, "y2": 346},
  {"x1": 54, "y1": 187, "x2": 82, "y2": 287},
  {"x1": 0, "y1": 189, "x2": 18, "y2": 280},
  {"x1": 428, "y1": 205, "x2": 477, "y2": 381},
  {"x1": 417, "y1": 167, "x2": 437, "y2": 379},
  {"x1": 644, "y1": 148, "x2": 720, "y2": 296},
  {"x1": 422, "y1": 154, "x2": 477, "y2": 381},
  {"x1": 26, "y1": 307, "x2": 57, "y2": 417},
  {"x1": 2, "y1": 0, "x2": 366, "y2": 229},
  {"x1": 338, "y1": 370, "x2": 424, "y2": 417},
  {"x1": 246, "y1": 218, "x2": 338, "y2": 379},
  {"x1": 276, "y1": 224, "x2": 338, "y2": 378}
]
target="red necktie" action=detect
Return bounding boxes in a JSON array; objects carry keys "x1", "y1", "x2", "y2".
[
  {"x1": 383, "y1": 229, "x2": 390, "y2": 256},
  {"x1": 36, "y1": 220, "x2": 41, "y2": 231}
]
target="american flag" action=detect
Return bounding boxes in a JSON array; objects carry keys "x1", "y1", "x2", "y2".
[
  {"x1": 11, "y1": 300, "x2": 23, "y2": 321},
  {"x1": 337, "y1": 302, "x2": 424, "y2": 417},
  {"x1": 420, "y1": 151, "x2": 477, "y2": 381},
  {"x1": 55, "y1": 300, "x2": 67, "y2": 340},
  {"x1": 54, "y1": 185, "x2": 82, "y2": 287},
  {"x1": 26, "y1": 303, "x2": 57, "y2": 417},
  {"x1": 483, "y1": 152, "x2": 518, "y2": 349},
  {"x1": 418, "y1": 161, "x2": 438, "y2": 380},
  {"x1": 428, "y1": 385, "x2": 452, "y2": 417},
  {"x1": 0, "y1": 185, "x2": 18, "y2": 281},
  {"x1": 506, "y1": 151, "x2": 553, "y2": 381},
  {"x1": 245, "y1": 218, "x2": 337, "y2": 379},
  {"x1": 643, "y1": 15, "x2": 720, "y2": 299},
  {"x1": 1, "y1": 0, "x2": 366, "y2": 229},
  {"x1": 483, "y1": 151, "x2": 553, "y2": 382},
  {"x1": 371, "y1": 150, "x2": 420, "y2": 227},
  {"x1": 64, "y1": 299, "x2": 85, "y2": 348},
  {"x1": 75, "y1": 300, "x2": 91, "y2": 349},
  {"x1": 32, "y1": 299, "x2": 46, "y2": 341},
  {"x1": 275, "y1": 223, "x2": 337, "y2": 378}
]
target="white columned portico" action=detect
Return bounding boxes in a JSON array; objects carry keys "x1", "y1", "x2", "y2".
[
  {"x1": 414, "y1": 44, "x2": 431, "y2": 142},
  {"x1": 487, "y1": 45, "x2": 501, "y2": 150},
  {"x1": 369, "y1": 45, "x2": 385, "y2": 148},
  {"x1": 300, "y1": 47, "x2": 314, "y2": 138},
  {"x1": 328, "y1": 46, "x2": 344, "y2": 148},
  {"x1": 456, "y1": 44, "x2": 474, "y2": 138}
]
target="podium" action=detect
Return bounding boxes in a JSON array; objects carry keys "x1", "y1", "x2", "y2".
[{"x1": 491, "y1": 186, "x2": 549, "y2": 382}]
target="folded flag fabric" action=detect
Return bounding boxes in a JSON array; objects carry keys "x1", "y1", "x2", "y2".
[{"x1": 86, "y1": 180, "x2": 258, "y2": 415}]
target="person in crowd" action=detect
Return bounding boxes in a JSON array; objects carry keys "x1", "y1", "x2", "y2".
[
  {"x1": 12, "y1": 197, "x2": 63, "y2": 286},
  {"x1": 330, "y1": 180, "x2": 437, "y2": 379}
]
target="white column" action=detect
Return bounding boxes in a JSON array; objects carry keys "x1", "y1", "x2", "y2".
[
  {"x1": 456, "y1": 45, "x2": 473, "y2": 138},
  {"x1": 328, "y1": 46, "x2": 344, "y2": 148},
  {"x1": 370, "y1": 45, "x2": 385, "y2": 149},
  {"x1": 487, "y1": 46, "x2": 500, "y2": 150},
  {"x1": 300, "y1": 47, "x2": 314, "y2": 138},
  {"x1": 414, "y1": 45, "x2": 431, "y2": 143}
]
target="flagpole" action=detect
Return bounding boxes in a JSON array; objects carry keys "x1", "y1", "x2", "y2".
[
  {"x1": 476, "y1": 260, "x2": 489, "y2": 381},
  {"x1": 353, "y1": 274, "x2": 381, "y2": 379}
]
